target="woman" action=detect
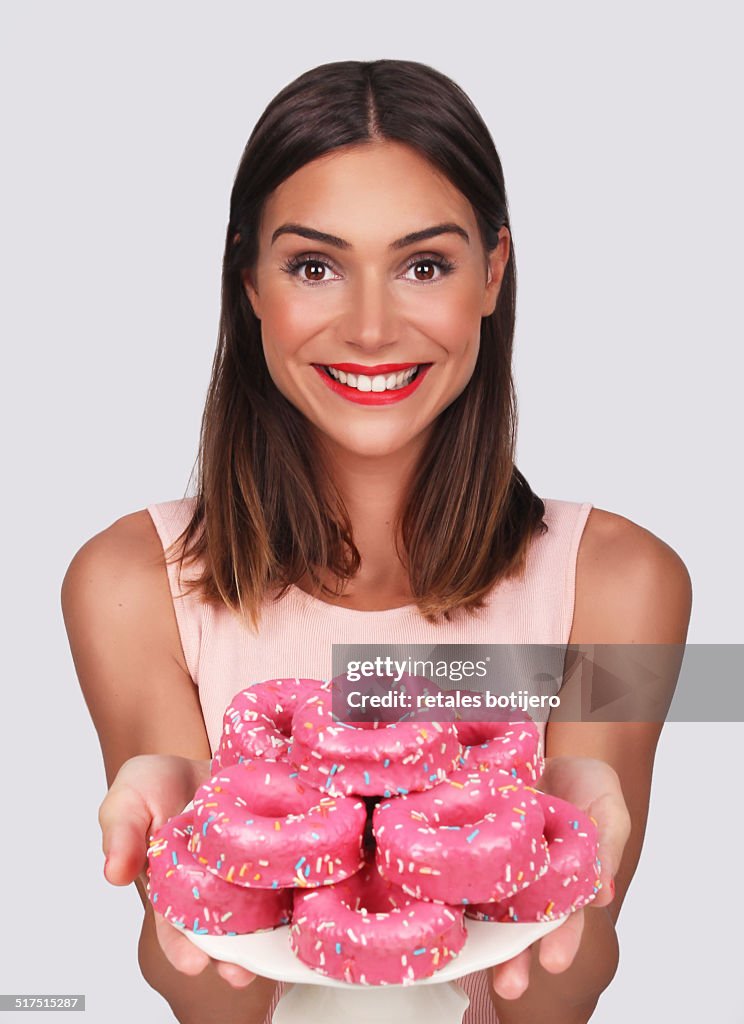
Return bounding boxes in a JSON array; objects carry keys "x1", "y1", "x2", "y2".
[{"x1": 61, "y1": 59, "x2": 691, "y2": 1023}]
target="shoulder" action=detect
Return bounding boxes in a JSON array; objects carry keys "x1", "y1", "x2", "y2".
[
  {"x1": 570, "y1": 506, "x2": 693, "y2": 644},
  {"x1": 62, "y1": 509, "x2": 165, "y2": 595},
  {"x1": 61, "y1": 509, "x2": 188, "y2": 674}
]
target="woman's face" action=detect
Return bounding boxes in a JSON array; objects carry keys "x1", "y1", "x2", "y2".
[{"x1": 242, "y1": 140, "x2": 510, "y2": 462}]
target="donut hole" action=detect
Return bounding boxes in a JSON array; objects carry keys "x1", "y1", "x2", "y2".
[
  {"x1": 341, "y1": 865, "x2": 407, "y2": 914},
  {"x1": 239, "y1": 785, "x2": 323, "y2": 818},
  {"x1": 455, "y1": 720, "x2": 514, "y2": 746},
  {"x1": 420, "y1": 804, "x2": 487, "y2": 830}
]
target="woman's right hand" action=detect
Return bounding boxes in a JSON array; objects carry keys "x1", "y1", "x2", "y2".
[{"x1": 98, "y1": 754, "x2": 257, "y2": 988}]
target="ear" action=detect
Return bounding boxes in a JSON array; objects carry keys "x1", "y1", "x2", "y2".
[
  {"x1": 481, "y1": 227, "x2": 511, "y2": 317},
  {"x1": 240, "y1": 268, "x2": 262, "y2": 320}
]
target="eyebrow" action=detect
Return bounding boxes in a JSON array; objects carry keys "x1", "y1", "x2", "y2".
[{"x1": 270, "y1": 222, "x2": 470, "y2": 249}]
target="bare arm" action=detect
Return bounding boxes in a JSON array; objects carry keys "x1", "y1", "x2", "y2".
[
  {"x1": 490, "y1": 508, "x2": 692, "y2": 1021},
  {"x1": 61, "y1": 509, "x2": 212, "y2": 786},
  {"x1": 61, "y1": 511, "x2": 256, "y2": 988},
  {"x1": 550, "y1": 508, "x2": 693, "y2": 919}
]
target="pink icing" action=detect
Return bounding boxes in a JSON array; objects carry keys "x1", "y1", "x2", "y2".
[
  {"x1": 290, "y1": 860, "x2": 466, "y2": 985},
  {"x1": 146, "y1": 811, "x2": 292, "y2": 935},
  {"x1": 466, "y1": 792, "x2": 601, "y2": 922},
  {"x1": 289, "y1": 690, "x2": 462, "y2": 797},
  {"x1": 212, "y1": 677, "x2": 327, "y2": 771},
  {"x1": 456, "y1": 720, "x2": 544, "y2": 784},
  {"x1": 374, "y1": 766, "x2": 549, "y2": 904},
  {"x1": 190, "y1": 759, "x2": 366, "y2": 888}
]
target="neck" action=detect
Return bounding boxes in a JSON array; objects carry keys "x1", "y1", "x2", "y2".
[{"x1": 310, "y1": 431, "x2": 430, "y2": 599}]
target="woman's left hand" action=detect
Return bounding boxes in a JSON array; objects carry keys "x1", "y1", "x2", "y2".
[{"x1": 490, "y1": 756, "x2": 631, "y2": 999}]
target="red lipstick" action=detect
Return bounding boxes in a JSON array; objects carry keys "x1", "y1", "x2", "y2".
[{"x1": 312, "y1": 363, "x2": 433, "y2": 406}]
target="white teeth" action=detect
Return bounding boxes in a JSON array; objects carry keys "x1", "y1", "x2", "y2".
[{"x1": 325, "y1": 365, "x2": 420, "y2": 392}]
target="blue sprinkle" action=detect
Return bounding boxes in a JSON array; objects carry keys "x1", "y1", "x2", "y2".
[
  {"x1": 463, "y1": 897, "x2": 470, "y2": 904},
  {"x1": 397, "y1": 787, "x2": 409, "y2": 795},
  {"x1": 171, "y1": 851, "x2": 179, "y2": 866},
  {"x1": 363, "y1": 771, "x2": 371, "y2": 786},
  {"x1": 311, "y1": 832, "x2": 320, "y2": 840},
  {"x1": 336, "y1": 942, "x2": 342, "y2": 954},
  {"x1": 202, "y1": 821, "x2": 209, "y2": 836},
  {"x1": 295, "y1": 857, "x2": 306, "y2": 870},
  {"x1": 383, "y1": 758, "x2": 391, "y2": 768},
  {"x1": 152, "y1": 893, "x2": 158, "y2": 904},
  {"x1": 465, "y1": 829, "x2": 480, "y2": 844},
  {"x1": 572, "y1": 820, "x2": 579, "y2": 829},
  {"x1": 216, "y1": 859, "x2": 223, "y2": 870},
  {"x1": 511, "y1": 768, "x2": 518, "y2": 778},
  {"x1": 195, "y1": 927, "x2": 209, "y2": 935},
  {"x1": 443, "y1": 825, "x2": 461, "y2": 830},
  {"x1": 423, "y1": 764, "x2": 428, "y2": 772},
  {"x1": 272, "y1": 881, "x2": 278, "y2": 889},
  {"x1": 413, "y1": 947, "x2": 427, "y2": 956},
  {"x1": 289, "y1": 771, "x2": 299, "y2": 778},
  {"x1": 384, "y1": 789, "x2": 391, "y2": 798},
  {"x1": 329, "y1": 764, "x2": 339, "y2": 775},
  {"x1": 304, "y1": 863, "x2": 311, "y2": 877},
  {"x1": 245, "y1": 819, "x2": 254, "y2": 825},
  {"x1": 429, "y1": 773, "x2": 439, "y2": 781},
  {"x1": 227, "y1": 931, "x2": 237, "y2": 936},
  {"x1": 192, "y1": 887, "x2": 200, "y2": 899}
]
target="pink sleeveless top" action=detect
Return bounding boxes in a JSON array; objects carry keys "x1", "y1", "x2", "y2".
[{"x1": 146, "y1": 494, "x2": 592, "y2": 1023}]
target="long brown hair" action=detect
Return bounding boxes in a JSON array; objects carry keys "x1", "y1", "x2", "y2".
[{"x1": 173, "y1": 59, "x2": 546, "y2": 630}]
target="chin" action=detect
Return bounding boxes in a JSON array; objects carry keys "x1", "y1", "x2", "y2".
[{"x1": 323, "y1": 426, "x2": 423, "y2": 461}]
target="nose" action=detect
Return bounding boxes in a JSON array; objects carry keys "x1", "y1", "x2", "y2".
[{"x1": 340, "y1": 270, "x2": 400, "y2": 353}]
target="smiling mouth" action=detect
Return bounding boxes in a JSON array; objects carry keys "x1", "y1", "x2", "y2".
[{"x1": 316, "y1": 364, "x2": 428, "y2": 393}]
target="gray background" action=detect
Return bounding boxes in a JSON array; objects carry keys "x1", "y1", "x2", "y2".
[{"x1": 2, "y1": 1, "x2": 742, "y2": 1021}]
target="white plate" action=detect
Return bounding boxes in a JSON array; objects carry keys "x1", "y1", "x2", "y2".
[{"x1": 180, "y1": 916, "x2": 564, "y2": 988}]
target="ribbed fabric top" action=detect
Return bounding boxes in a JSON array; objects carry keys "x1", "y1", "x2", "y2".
[
  {"x1": 147, "y1": 496, "x2": 592, "y2": 755},
  {"x1": 146, "y1": 495, "x2": 592, "y2": 1023}
]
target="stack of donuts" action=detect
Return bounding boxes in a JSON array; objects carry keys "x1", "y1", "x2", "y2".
[{"x1": 146, "y1": 677, "x2": 601, "y2": 986}]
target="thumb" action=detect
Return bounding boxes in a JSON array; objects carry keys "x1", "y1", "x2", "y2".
[
  {"x1": 98, "y1": 783, "x2": 155, "y2": 886},
  {"x1": 586, "y1": 789, "x2": 631, "y2": 905}
]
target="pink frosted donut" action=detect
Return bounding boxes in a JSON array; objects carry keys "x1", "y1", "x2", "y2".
[
  {"x1": 146, "y1": 812, "x2": 292, "y2": 935},
  {"x1": 212, "y1": 677, "x2": 327, "y2": 771},
  {"x1": 290, "y1": 861, "x2": 466, "y2": 985},
  {"x1": 466, "y1": 793, "x2": 601, "y2": 922},
  {"x1": 374, "y1": 766, "x2": 549, "y2": 904},
  {"x1": 190, "y1": 759, "x2": 366, "y2": 888},
  {"x1": 290, "y1": 690, "x2": 462, "y2": 798},
  {"x1": 456, "y1": 720, "x2": 544, "y2": 784}
]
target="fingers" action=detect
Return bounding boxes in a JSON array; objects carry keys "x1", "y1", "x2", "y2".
[
  {"x1": 153, "y1": 911, "x2": 211, "y2": 976},
  {"x1": 215, "y1": 961, "x2": 257, "y2": 988},
  {"x1": 491, "y1": 946, "x2": 531, "y2": 999},
  {"x1": 153, "y1": 913, "x2": 256, "y2": 988},
  {"x1": 538, "y1": 908, "x2": 585, "y2": 973}
]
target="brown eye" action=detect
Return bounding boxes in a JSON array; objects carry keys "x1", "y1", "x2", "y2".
[
  {"x1": 304, "y1": 261, "x2": 327, "y2": 281},
  {"x1": 413, "y1": 261, "x2": 436, "y2": 281}
]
